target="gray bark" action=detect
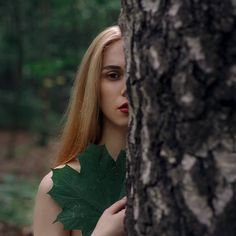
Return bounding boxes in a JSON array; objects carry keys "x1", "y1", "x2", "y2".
[{"x1": 119, "y1": 0, "x2": 236, "y2": 235}]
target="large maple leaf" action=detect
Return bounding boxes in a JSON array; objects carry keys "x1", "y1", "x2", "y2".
[{"x1": 48, "y1": 143, "x2": 126, "y2": 236}]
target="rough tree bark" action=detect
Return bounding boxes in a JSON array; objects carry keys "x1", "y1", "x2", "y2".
[{"x1": 119, "y1": 0, "x2": 236, "y2": 235}]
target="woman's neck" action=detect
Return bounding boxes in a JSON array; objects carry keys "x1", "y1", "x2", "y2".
[{"x1": 98, "y1": 121, "x2": 127, "y2": 161}]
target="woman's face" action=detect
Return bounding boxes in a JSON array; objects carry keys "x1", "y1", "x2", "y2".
[{"x1": 99, "y1": 39, "x2": 128, "y2": 129}]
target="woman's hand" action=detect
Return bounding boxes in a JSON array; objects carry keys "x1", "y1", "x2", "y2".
[{"x1": 91, "y1": 196, "x2": 127, "y2": 236}]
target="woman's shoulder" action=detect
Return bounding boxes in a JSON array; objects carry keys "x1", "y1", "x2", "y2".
[
  {"x1": 38, "y1": 160, "x2": 81, "y2": 194},
  {"x1": 37, "y1": 171, "x2": 53, "y2": 194},
  {"x1": 34, "y1": 163, "x2": 82, "y2": 235}
]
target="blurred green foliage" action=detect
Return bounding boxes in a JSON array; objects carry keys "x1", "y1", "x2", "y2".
[
  {"x1": 0, "y1": 174, "x2": 38, "y2": 226},
  {"x1": 0, "y1": 0, "x2": 121, "y2": 142}
]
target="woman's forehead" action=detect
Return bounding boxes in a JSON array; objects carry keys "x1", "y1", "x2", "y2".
[{"x1": 102, "y1": 40, "x2": 125, "y2": 67}]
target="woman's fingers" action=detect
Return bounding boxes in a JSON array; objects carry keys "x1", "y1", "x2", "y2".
[
  {"x1": 106, "y1": 196, "x2": 127, "y2": 214},
  {"x1": 116, "y1": 208, "x2": 126, "y2": 217}
]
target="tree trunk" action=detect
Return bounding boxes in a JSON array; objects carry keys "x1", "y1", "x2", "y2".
[{"x1": 119, "y1": 0, "x2": 236, "y2": 235}]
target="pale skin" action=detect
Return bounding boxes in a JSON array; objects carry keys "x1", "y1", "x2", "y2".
[{"x1": 33, "y1": 39, "x2": 128, "y2": 236}]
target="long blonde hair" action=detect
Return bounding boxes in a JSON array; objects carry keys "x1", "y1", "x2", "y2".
[{"x1": 55, "y1": 26, "x2": 122, "y2": 166}]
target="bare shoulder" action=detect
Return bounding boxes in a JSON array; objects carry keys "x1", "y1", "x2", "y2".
[
  {"x1": 37, "y1": 171, "x2": 53, "y2": 194},
  {"x1": 33, "y1": 162, "x2": 82, "y2": 235},
  {"x1": 37, "y1": 160, "x2": 81, "y2": 195},
  {"x1": 34, "y1": 170, "x2": 70, "y2": 235}
]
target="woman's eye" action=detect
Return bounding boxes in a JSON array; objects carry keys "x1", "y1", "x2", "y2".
[{"x1": 107, "y1": 72, "x2": 120, "y2": 80}]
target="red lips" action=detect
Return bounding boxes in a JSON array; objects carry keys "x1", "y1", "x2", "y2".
[
  {"x1": 118, "y1": 102, "x2": 128, "y2": 109},
  {"x1": 118, "y1": 102, "x2": 129, "y2": 113}
]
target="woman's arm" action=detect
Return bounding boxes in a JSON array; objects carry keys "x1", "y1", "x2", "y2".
[{"x1": 33, "y1": 171, "x2": 72, "y2": 236}]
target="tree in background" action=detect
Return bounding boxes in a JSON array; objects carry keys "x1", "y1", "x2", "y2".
[{"x1": 120, "y1": 0, "x2": 236, "y2": 235}]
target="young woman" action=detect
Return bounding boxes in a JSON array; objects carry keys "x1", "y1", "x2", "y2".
[{"x1": 33, "y1": 26, "x2": 128, "y2": 236}]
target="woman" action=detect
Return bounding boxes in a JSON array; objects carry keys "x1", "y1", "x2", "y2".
[{"x1": 33, "y1": 25, "x2": 128, "y2": 236}]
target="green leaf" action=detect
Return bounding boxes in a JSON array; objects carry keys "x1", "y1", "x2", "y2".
[{"x1": 48, "y1": 143, "x2": 126, "y2": 236}]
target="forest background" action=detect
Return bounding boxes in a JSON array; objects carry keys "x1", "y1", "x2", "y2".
[{"x1": 0, "y1": 1, "x2": 120, "y2": 235}]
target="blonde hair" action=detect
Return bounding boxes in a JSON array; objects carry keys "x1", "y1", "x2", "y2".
[{"x1": 55, "y1": 26, "x2": 122, "y2": 166}]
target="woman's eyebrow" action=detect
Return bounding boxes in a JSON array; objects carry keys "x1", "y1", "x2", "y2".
[{"x1": 102, "y1": 65, "x2": 121, "y2": 70}]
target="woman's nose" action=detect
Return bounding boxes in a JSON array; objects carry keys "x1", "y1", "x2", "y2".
[{"x1": 121, "y1": 82, "x2": 127, "y2": 97}]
